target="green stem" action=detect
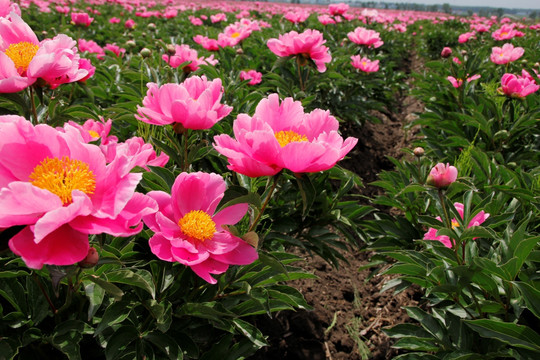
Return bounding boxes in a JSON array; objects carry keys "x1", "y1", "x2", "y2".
[
  {"x1": 33, "y1": 273, "x2": 56, "y2": 314},
  {"x1": 438, "y1": 189, "x2": 461, "y2": 264},
  {"x1": 248, "y1": 173, "x2": 281, "y2": 232},
  {"x1": 296, "y1": 57, "x2": 305, "y2": 92},
  {"x1": 29, "y1": 86, "x2": 38, "y2": 124}
]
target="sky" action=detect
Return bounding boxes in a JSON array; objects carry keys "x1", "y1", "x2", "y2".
[{"x1": 378, "y1": 0, "x2": 540, "y2": 10}]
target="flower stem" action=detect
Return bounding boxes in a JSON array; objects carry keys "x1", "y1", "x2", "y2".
[
  {"x1": 438, "y1": 189, "x2": 461, "y2": 264},
  {"x1": 33, "y1": 273, "x2": 56, "y2": 314},
  {"x1": 29, "y1": 86, "x2": 39, "y2": 124},
  {"x1": 248, "y1": 173, "x2": 281, "y2": 232}
]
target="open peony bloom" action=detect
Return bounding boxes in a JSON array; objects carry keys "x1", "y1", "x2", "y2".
[
  {"x1": 0, "y1": 116, "x2": 157, "y2": 269},
  {"x1": 500, "y1": 73, "x2": 540, "y2": 98},
  {"x1": 142, "y1": 172, "x2": 258, "y2": 284},
  {"x1": 240, "y1": 69, "x2": 262, "y2": 85},
  {"x1": 347, "y1": 27, "x2": 383, "y2": 48},
  {"x1": 447, "y1": 74, "x2": 481, "y2": 88},
  {"x1": 490, "y1": 43, "x2": 524, "y2": 65},
  {"x1": 162, "y1": 44, "x2": 217, "y2": 73},
  {"x1": 458, "y1": 31, "x2": 475, "y2": 43},
  {"x1": 350, "y1": 55, "x2": 379, "y2": 73},
  {"x1": 136, "y1": 76, "x2": 232, "y2": 130},
  {"x1": 0, "y1": 13, "x2": 87, "y2": 92},
  {"x1": 213, "y1": 94, "x2": 358, "y2": 177},
  {"x1": 427, "y1": 163, "x2": 458, "y2": 188},
  {"x1": 267, "y1": 29, "x2": 331, "y2": 72},
  {"x1": 0, "y1": 0, "x2": 21, "y2": 18},
  {"x1": 424, "y1": 203, "x2": 489, "y2": 248},
  {"x1": 71, "y1": 12, "x2": 94, "y2": 27}
]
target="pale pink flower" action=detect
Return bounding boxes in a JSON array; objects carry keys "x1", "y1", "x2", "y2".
[
  {"x1": 447, "y1": 74, "x2": 481, "y2": 88},
  {"x1": 347, "y1": 27, "x2": 383, "y2": 48},
  {"x1": 452, "y1": 57, "x2": 462, "y2": 65},
  {"x1": 162, "y1": 44, "x2": 217, "y2": 72},
  {"x1": 427, "y1": 163, "x2": 458, "y2": 188},
  {"x1": 0, "y1": 116, "x2": 157, "y2": 269},
  {"x1": 71, "y1": 12, "x2": 93, "y2": 27},
  {"x1": 189, "y1": 16, "x2": 203, "y2": 26},
  {"x1": 0, "y1": 14, "x2": 87, "y2": 92},
  {"x1": 213, "y1": 94, "x2": 357, "y2": 177},
  {"x1": 143, "y1": 172, "x2": 258, "y2": 284},
  {"x1": 136, "y1": 76, "x2": 232, "y2": 130},
  {"x1": 64, "y1": 118, "x2": 118, "y2": 145},
  {"x1": 492, "y1": 24, "x2": 523, "y2": 41},
  {"x1": 210, "y1": 13, "x2": 227, "y2": 23},
  {"x1": 490, "y1": 43, "x2": 524, "y2": 65},
  {"x1": 77, "y1": 58, "x2": 95, "y2": 83},
  {"x1": 104, "y1": 43, "x2": 125, "y2": 57},
  {"x1": 350, "y1": 55, "x2": 379, "y2": 73},
  {"x1": 284, "y1": 10, "x2": 310, "y2": 23},
  {"x1": 424, "y1": 203, "x2": 489, "y2": 248},
  {"x1": 267, "y1": 29, "x2": 332, "y2": 72},
  {"x1": 500, "y1": 73, "x2": 540, "y2": 98},
  {"x1": 329, "y1": 3, "x2": 349, "y2": 15},
  {"x1": 101, "y1": 137, "x2": 169, "y2": 170},
  {"x1": 240, "y1": 69, "x2": 262, "y2": 85},
  {"x1": 0, "y1": 0, "x2": 21, "y2": 17},
  {"x1": 458, "y1": 31, "x2": 475, "y2": 43},
  {"x1": 318, "y1": 14, "x2": 336, "y2": 25}
]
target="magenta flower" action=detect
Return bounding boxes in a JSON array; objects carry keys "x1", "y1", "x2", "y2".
[
  {"x1": 213, "y1": 94, "x2": 358, "y2": 177},
  {"x1": 427, "y1": 163, "x2": 458, "y2": 188},
  {"x1": 136, "y1": 76, "x2": 232, "y2": 130},
  {"x1": 267, "y1": 29, "x2": 331, "y2": 72},
  {"x1": 143, "y1": 172, "x2": 258, "y2": 284},
  {"x1": 78, "y1": 39, "x2": 105, "y2": 59},
  {"x1": 500, "y1": 73, "x2": 540, "y2": 98},
  {"x1": 318, "y1": 15, "x2": 336, "y2": 25},
  {"x1": 328, "y1": 3, "x2": 349, "y2": 15},
  {"x1": 284, "y1": 10, "x2": 310, "y2": 23},
  {"x1": 77, "y1": 58, "x2": 95, "y2": 83},
  {"x1": 193, "y1": 35, "x2": 220, "y2": 51},
  {"x1": 124, "y1": 19, "x2": 135, "y2": 29},
  {"x1": 350, "y1": 55, "x2": 379, "y2": 73},
  {"x1": 347, "y1": 27, "x2": 383, "y2": 48},
  {"x1": 104, "y1": 43, "x2": 125, "y2": 57},
  {"x1": 492, "y1": 24, "x2": 523, "y2": 41},
  {"x1": 0, "y1": 14, "x2": 87, "y2": 92},
  {"x1": 441, "y1": 47, "x2": 452, "y2": 58},
  {"x1": 447, "y1": 74, "x2": 481, "y2": 88},
  {"x1": 490, "y1": 43, "x2": 524, "y2": 65},
  {"x1": 424, "y1": 203, "x2": 489, "y2": 248},
  {"x1": 162, "y1": 44, "x2": 217, "y2": 73},
  {"x1": 71, "y1": 12, "x2": 93, "y2": 27},
  {"x1": 240, "y1": 69, "x2": 262, "y2": 85},
  {"x1": 0, "y1": 116, "x2": 157, "y2": 269},
  {"x1": 109, "y1": 17, "x2": 120, "y2": 24},
  {"x1": 210, "y1": 13, "x2": 227, "y2": 23},
  {"x1": 458, "y1": 31, "x2": 475, "y2": 43}
]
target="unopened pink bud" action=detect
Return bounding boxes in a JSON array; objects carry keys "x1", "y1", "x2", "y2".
[
  {"x1": 79, "y1": 247, "x2": 99, "y2": 268},
  {"x1": 426, "y1": 163, "x2": 458, "y2": 188},
  {"x1": 441, "y1": 47, "x2": 452, "y2": 58}
]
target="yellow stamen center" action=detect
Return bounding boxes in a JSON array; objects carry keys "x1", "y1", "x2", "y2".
[
  {"x1": 451, "y1": 220, "x2": 460, "y2": 229},
  {"x1": 88, "y1": 130, "x2": 100, "y2": 138},
  {"x1": 231, "y1": 32, "x2": 240, "y2": 38},
  {"x1": 4, "y1": 41, "x2": 39, "y2": 75},
  {"x1": 178, "y1": 210, "x2": 216, "y2": 242},
  {"x1": 501, "y1": 32, "x2": 508, "y2": 37},
  {"x1": 29, "y1": 156, "x2": 96, "y2": 205},
  {"x1": 275, "y1": 130, "x2": 308, "y2": 148}
]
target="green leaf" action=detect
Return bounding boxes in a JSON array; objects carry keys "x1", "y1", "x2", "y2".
[
  {"x1": 94, "y1": 301, "x2": 133, "y2": 337},
  {"x1": 88, "y1": 275, "x2": 124, "y2": 301},
  {"x1": 106, "y1": 269, "x2": 156, "y2": 299},
  {"x1": 144, "y1": 331, "x2": 183, "y2": 360},
  {"x1": 26, "y1": 276, "x2": 50, "y2": 325},
  {"x1": 84, "y1": 280, "x2": 105, "y2": 321},
  {"x1": 404, "y1": 307, "x2": 446, "y2": 343},
  {"x1": 52, "y1": 320, "x2": 92, "y2": 360},
  {"x1": 392, "y1": 337, "x2": 440, "y2": 352},
  {"x1": 512, "y1": 282, "x2": 540, "y2": 320},
  {"x1": 105, "y1": 325, "x2": 139, "y2": 360},
  {"x1": 232, "y1": 318, "x2": 268, "y2": 347},
  {"x1": 465, "y1": 319, "x2": 540, "y2": 351},
  {"x1": 215, "y1": 186, "x2": 261, "y2": 213},
  {"x1": 176, "y1": 302, "x2": 235, "y2": 321},
  {"x1": 383, "y1": 323, "x2": 433, "y2": 339}
]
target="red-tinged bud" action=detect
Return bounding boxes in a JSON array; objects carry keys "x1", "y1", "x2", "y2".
[
  {"x1": 79, "y1": 247, "x2": 99, "y2": 268},
  {"x1": 413, "y1": 147, "x2": 424, "y2": 157},
  {"x1": 441, "y1": 47, "x2": 452, "y2": 58}
]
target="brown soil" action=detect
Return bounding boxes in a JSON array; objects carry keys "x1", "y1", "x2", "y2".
[{"x1": 249, "y1": 52, "x2": 424, "y2": 360}]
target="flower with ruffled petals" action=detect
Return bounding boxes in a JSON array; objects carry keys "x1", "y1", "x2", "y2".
[
  {"x1": 458, "y1": 31, "x2": 475, "y2": 43},
  {"x1": 490, "y1": 43, "x2": 524, "y2": 65},
  {"x1": 162, "y1": 44, "x2": 217, "y2": 73},
  {"x1": 193, "y1": 35, "x2": 220, "y2": 51},
  {"x1": 424, "y1": 203, "x2": 489, "y2": 248},
  {"x1": 71, "y1": 12, "x2": 93, "y2": 27},
  {"x1": 447, "y1": 74, "x2": 481, "y2": 88},
  {"x1": 267, "y1": 29, "x2": 331, "y2": 72},
  {"x1": 427, "y1": 163, "x2": 458, "y2": 188},
  {"x1": 284, "y1": 10, "x2": 310, "y2": 23},
  {"x1": 350, "y1": 55, "x2": 379, "y2": 73},
  {"x1": 143, "y1": 172, "x2": 258, "y2": 284},
  {"x1": 78, "y1": 39, "x2": 105, "y2": 59},
  {"x1": 0, "y1": 14, "x2": 87, "y2": 92},
  {"x1": 0, "y1": 116, "x2": 157, "y2": 269},
  {"x1": 213, "y1": 94, "x2": 357, "y2": 177},
  {"x1": 240, "y1": 69, "x2": 262, "y2": 85},
  {"x1": 492, "y1": 24, "x2": 523, "y2": 41},
  {"x1": 347, "y1": 27, "x2": 383, "y2": 48},
  {"x1": 329, "y1": 3, "x2": 349, "y2": 15},
  {"x1": 500, "y1": 73, "x2": 539, "y2": 98},
  {"x1": 0, "y1": 0, "x2": 21, "y2": 17},
  {"x1": 136, "y1": 76, "x2": 232, "y2": 130},
  {"x1": 104, "y1": 43, "x2": 125, "y2": 57}
]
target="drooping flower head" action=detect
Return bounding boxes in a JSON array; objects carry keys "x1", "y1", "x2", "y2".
[
  {"x1": 350, "y1": 55, "x2": 379, "y2": 73},
  {"x1": 0, "y1": 116, "x2": 157, "y2": 269},
  {"x1": 267, "y1": 29, "x2": 332, "y2": 72},
  {"x1": 142, "y1": 172, "x2": 258, "y2": 284},
  {"x1": 213, "y1": 94, "x2": 357, "y2": 177},
  {"x1": 347, "y1": 27, "x2": 383, "y2": 48},
  {"x1": 490, "y1": 43, "x2": 524, "y2": 65},
  {"x1": 427, "y1": 163, "x2": 458, "y2": 188},
  {"x1": 499, "y1": 73, "x2": 540, "y2": 98},
  {"x1": 136, "y1": 76, "x2": 232, "y2": 130},
  {"x1": 424, "y1": 203, "x2": 489, "y2": 248}
]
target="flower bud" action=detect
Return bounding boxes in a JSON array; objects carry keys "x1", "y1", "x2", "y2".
[
  {"x1": 140, "y1": 48, "x2": 151, "y2": 58},
  {"x1": 441, "y1": 47, "x2": 452, "y2": 58},
  {"x1": 426, "y1": 163, "x2": 458, "y2": 188},
  {"x1": 413, "y1": 147, "x2": 424, "y2": 157},
  {"x1": 79, "y1": 247, "x2": 99, "y2": 268},
  {"x1": 148, "y1": 23, "x2": 156, "y2": 30},
  {"x1": 166, "y1": 44, "x2": 176, "y2": 55},
  {"x1": 236, "y1": 48, "x2": 244, "y2": 55},
  {"x1": 126, "y1": 40, "x2": 136, "y2": 49},
  {"x1": 461, "y1": 49, "x2": 467, "y2": 56}
]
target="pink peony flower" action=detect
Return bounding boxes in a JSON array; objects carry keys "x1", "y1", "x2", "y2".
[
  {"x1": 142, "y1": 171, "x2": 258, "y2": 284},
  {"x1": 328, "y1": 3, "x2": 349, "y2": 15},
  {"x1": 284, "y1": 10, "x2": 310, "y2": 23},
  {"x1": 78, "y1": 39, "x2": 105, "y2": 59},
  {"x1": 240, "y1": 69, "x2": 262, "y2": 85},
  {"x1": 124, "y1": 19, "x2": 136, "y2": 29},
  {"x1": 347, "y1": 27, "x2": 383, "y2": 48},
  {"x1": 0, "y1": 0, "x2": 21, "y2": 17},
  {"x1": 193, "y1": 35, "x2": 220, "y2": 51},
  {"x1": 213, "y1": 94, "x2": 358, "y2": 177},
  {"x1": 318, "y1": 14, "x2": 336, "y2": 25},
  {"x1": 136, "y1": 76, "x2": 232, "y2": 130},
  {"x1": 458, "y1": 31, "x2": 475, "y2": 43},
  {"x1": 426, "y1": 163, "x2": 458, "y2": 188},
  {"x1": 109, "y1": 17, "x2": 120, "y2": 24},
  {"x1": 267, "y1": 29, "x2": 332, "y2": 72},
  {"x1": 350, "y1": 55, "x2": 379, "y2": 73},
  {"x1": 189, "y1": 16, "x2": 203, "y2": 26},
  {"x1": 447, "y1": 74, "x2": 481, "y2": 88},
  {"x1": 424, "y1": 203, "x2": 489, "y2": 248},
  {"x1": 162, "y1": 44, "x2": 217, "y2": 73},
  {"x1": 64, "y1": 118, "x2": 118, "y2": 146},
  {"x1": 500, "y1": 73, "x2": 540, "y2": 98},
  {"x1": 0, "y1": 14, "x2": 87, "y2": 92},
  {"x1": 441, "y1": 47, "x2": 452, "y2": 58},
  {"x1": 71, "y1": 12, "x2": 93, "y2": 27},
  {"x1": 210, "y1": 13, "x2": 227, "y2": 23},
  {"x1": 0, "y1": 116, "x2": 157, "y2": 269},
  {"x1": 490, "y1": 43, "x2": 524, "y2": 65},
  {"x1": 104, "y1": 43, "x2": 125, "y2": 57},
  {"x1": 77, "y1": 58, "x2": 95, "y2": 83},
  {"x1": 492, "y1": 24, "x2": 523, "y2": 41}
]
